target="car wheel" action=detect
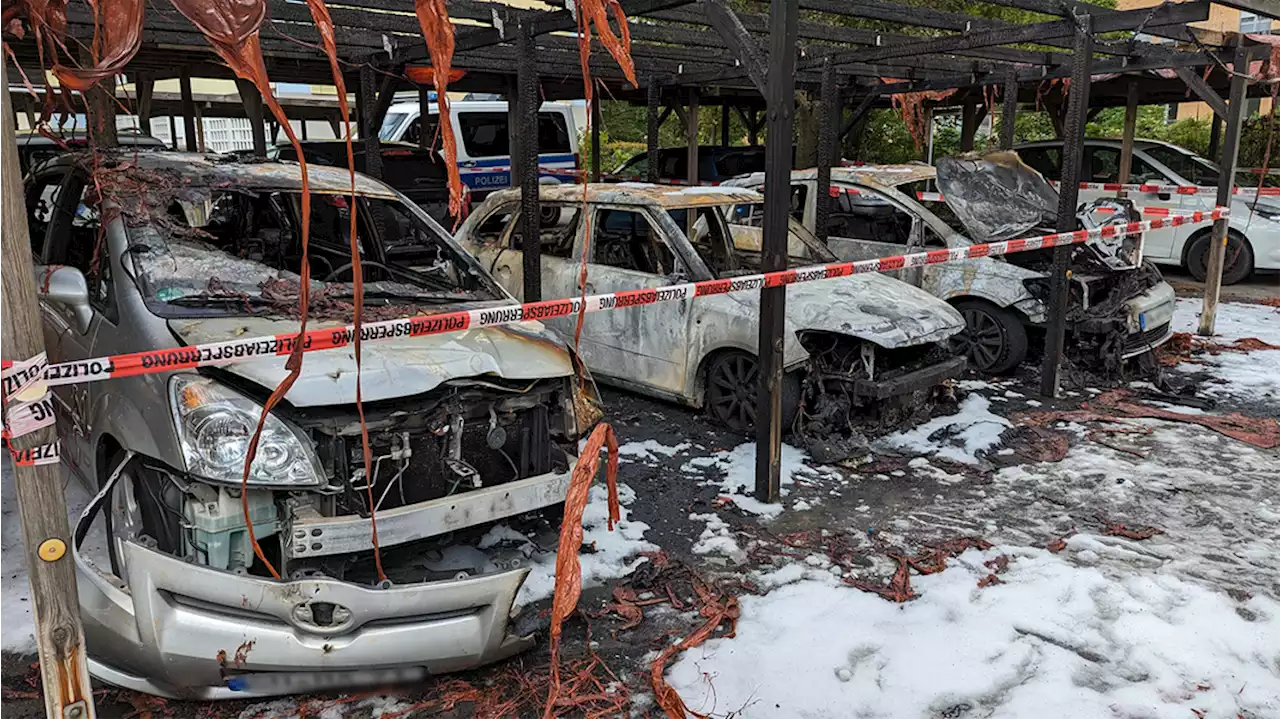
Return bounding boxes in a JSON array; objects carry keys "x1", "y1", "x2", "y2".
[
  {"x1": 950, "y1": 300, "x2": 1028, "y2": 375},
  {"x1": 704, "y1": 352, "x2": 799, "y2": 433},
  {"x1": 102, "y1": 452, "x2": 179, "y2": 578},
  {"x1": 1186, "y1": 231, "x2": 1253, "y2": 285},
  {"x1": 540, "y1": 205, "x2": 562, "y2": 227}
]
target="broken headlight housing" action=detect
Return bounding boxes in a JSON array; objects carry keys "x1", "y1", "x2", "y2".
[{"x1": 168, "y1": 375, "x2": 324, "y2": 487}]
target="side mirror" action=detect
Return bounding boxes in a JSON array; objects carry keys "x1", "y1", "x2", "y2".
[{"x1": 34, "y1": 265, "x2": 93, "y2": 333}]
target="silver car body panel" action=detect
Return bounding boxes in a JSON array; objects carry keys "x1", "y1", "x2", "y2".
[
  {"x1": 721, "y1": 169, "x2": 1178, "y2": 352},
  {"x1": 458, "y1": 186, "x2": 964, "y2": 405},
  {"x1": 28, "y1": 153, "x2": 580, "y2": 698}
]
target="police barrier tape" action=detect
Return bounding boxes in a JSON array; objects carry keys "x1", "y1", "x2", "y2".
[
  {"x1": 1061, "y1": 181, "x2": 1279, "y2": 197},
  {"x1": 1, "y1": 353, "x2": 61, "y2": 466},
  {"x1": 28, "y1": 207, "x2": 1227, "y2": 391}
]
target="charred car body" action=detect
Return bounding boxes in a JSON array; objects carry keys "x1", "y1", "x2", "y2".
[
  {"x1": 25, "y1": 152, "x2": 599, "y2": 698},
  {"x1": 457, "y1": 183, "x2": 966, "y2": 451},
  {"x1": 722, "y1": 154, "x2": 1178, "y2": 374}
]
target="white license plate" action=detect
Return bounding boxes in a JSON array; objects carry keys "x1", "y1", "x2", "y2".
[{"x1": 227, "y1": 666, "x2": 426, "y2": 694}]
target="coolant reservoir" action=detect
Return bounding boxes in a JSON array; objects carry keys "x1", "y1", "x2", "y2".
[{"x1": 183, "y1": 484, "x2": 279, "y2": 571}]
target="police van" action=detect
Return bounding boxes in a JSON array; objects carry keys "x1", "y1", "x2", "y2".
[{"x1": 379, "y1": 99, "x2": 581, "y2": 205}]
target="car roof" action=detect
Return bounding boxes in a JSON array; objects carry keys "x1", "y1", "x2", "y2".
[
  {"x1": 37, "y1": 151, "x2": 398, "y2": 199},
  {"x1": 16, "y1": 131, "x2": 166, "y2": 147},
  {"x1": 487, "y1": 182, "x2": 763, "y2": 208},
  {"x1": 1014, "y1": 137, "x2": 1188, "y2": 153},
  {"x1": 724, "y1": 164, "x2": 935, "y2": 189},
  {"x1": 384, "y1": 100, "x2": 575, "y2": 114}
]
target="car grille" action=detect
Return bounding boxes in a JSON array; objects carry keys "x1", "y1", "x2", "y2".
[{"x1": 1123, "y1": 322, "x2": 1172, "y2": 354}]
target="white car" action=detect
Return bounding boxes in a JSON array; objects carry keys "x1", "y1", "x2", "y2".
[
  {"x1": 722, "y1": 159, "x2": 1178, "y2": 374},
  {"x1": 1016, "y1": 138, "x2": 1280, "y2": 284},
  {"x1": 457, "y1": 183, "x2": 967, "y2": 440}
]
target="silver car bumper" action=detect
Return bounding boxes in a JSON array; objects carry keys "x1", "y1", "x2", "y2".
[
  {"x1": 76, "y1": 465, "x2": 574, "y2": 699},
  {"x1": 1119, "y1": 280, "x2": 1176, "y2": 358}
]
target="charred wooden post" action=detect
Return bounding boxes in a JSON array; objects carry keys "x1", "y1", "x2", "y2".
[
  {"x1": 1209, "y1": 114, "x2": 1223, "y2": 159},
  {"x1": 1, "y1": 63, "x2": 98, "y2": 719},
  {"x1": 358, "y1": 65, "x2": 384, "y2": 180},
  {"x1": 508, "y1": 77, "x2": 521, "y2": 184},
  {"x1": 590, "y1": 90, "x2": 602, "y2": 182},
  {"x1": 1117, "y1": 78, "x2": 1139, "y2": 185},
  {"x1": 1199, "y1": 41, "x2": 1251, "y2": 337},
  {"x1": 647, "y1": 81, "x2": 661, "y2": 182},
  {"x1": 418, "y1": 83, "x2": 432, "y2": 150},
  {"x1": 236, "y1": 78, "x2": 268, "y2": 158},
  {"x1": 686, "y1": 88, "x2": 700, "y2": 186},
  {"x1": 815, "y1": 58, "x2": 838, "y2": 243},
  {"x1": 960, "y1": 98, "x2": 979, "y2": 153},
  {"x1": 756, "y1": 0, "x2": 798, "y2": 505},
  {"x1": 517, "y1": 23, "x2": 542, "y2": 301},
  {"x1": 179, "y1": 66, "x2": 198, "y2": 152},
  {"x1": 1000, "y1": 69, "x2": 1018, "y2": 150},
  {"x1": 79, "y1": 47, "x2": 117, "y2": 148},
  {"x1": 721, "y1": 103, "x2": 731, "y2": 147},
  {"x1": 136, "y1": 72, "x2": 155, "y2": 132},
  {"x1": 1039, "y1": 14, "x2": 1093, "y2": 398},
  {"x1": 301, "y1": 119, "x2": 309, "y2": 141},
  {"x1": 748, "y1": 108, "x2": 759, "y2": 146},
  {"x1": 168, "y1": 115, "x2": 179, "y2": 150}
]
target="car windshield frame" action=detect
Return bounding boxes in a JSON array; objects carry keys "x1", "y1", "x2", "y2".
[{"x1": 118, "y1": 184, "x2": 507, "y2": 320}]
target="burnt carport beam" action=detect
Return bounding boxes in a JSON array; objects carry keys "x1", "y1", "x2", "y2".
[
  {"x1": 756, "y1": 0, "x2": 799, "y2": 505},
  {"x1": 647, "y1": 82, "x2": 662, "y2": 182},
  {"x1": 1173, "y1": 67, "x2": 1229, "y2": 121},
  {"x1": 517, "y1": 23, "x2": 542, "y2": 302},
  {"x1": 235, "y1": 78, "x2": 268, "y2": 157},
  {"x1": 703, "y1": 0, "x2": 770, "y2": 96},
  {"x1": 816, "y1": 59, "x2": 838, "y2": 243},
  {"x1": 999, "y1": 69, "x2": 1017, "y2": 150},
  {"x1": 1039, "y1": 15, "x2": 1094, "y2": 399}
]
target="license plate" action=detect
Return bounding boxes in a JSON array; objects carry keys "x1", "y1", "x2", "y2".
[
  {"x1": 1139, "y1": 312, "x2": 1147, "y2": 331},
  {"x1": 227, "y1": 666, "x2": 426, "y2": 693}
]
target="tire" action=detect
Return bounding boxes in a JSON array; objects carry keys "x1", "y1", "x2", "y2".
[
  {"x1": 703, "y1": 351, "x2": 801, "y2": 434},
  {"x1": 101, "y1": 452, "x2": 180, "y2": 577},
  {"x1": 1185, "y1": 230, "x2": 1254, "y2": 285},
  {"x1": 950, "y1": 299, "x2": 1029, "y2": 375}
]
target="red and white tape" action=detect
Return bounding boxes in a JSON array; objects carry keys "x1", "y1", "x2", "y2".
[
  {"x1": 2, "y1": 353, "x2": 60, "y2": 466},
  {"x1": 1061, "y1": 181, "x2": 1279, "y2": 197},
  {"x1": 33, "y1": 208, "x2": 1226, "y2": 389}
]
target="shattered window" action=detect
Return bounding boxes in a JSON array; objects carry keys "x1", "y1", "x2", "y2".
[
  {"x1": 508, "y1": 205, "x2": 582, "y2": 259},
  {"x1": 829, "y1": 187, "x2": 915, "y2": 245},
  {"x1": 43, "y1": 181, "x2": 110, "y2": 313},
  {"x1": 119, "y1": 185, "x2": 499, "y2": 318},
  {"x1": 592, "y1": 208, "x2": 676, "y2": 274},
  {"x1": 1018, "y1": 147, "x2": 1061, "y2": 181},
  {"x1": 25, "y1": 173, "x2": 66, "y2": 256}
]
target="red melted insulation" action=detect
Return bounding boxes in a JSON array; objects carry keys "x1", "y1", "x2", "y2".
[
  {"x1": 304, "y1": 0, "x2": 384, "y2": 582},
  {"x1": 165, "y1": 0, "x2": 324, "y2": 579},
  {"x1": 543, "y1": 423, "x2": 620, "y2": 719},
  {"x1": 882, "y1": 77, "x2": 955, "y2": 154},
  {"x1": 412, "y1": 0, "x2": 464, "y2": 219},
  {"x1": 52, "y1": 0, "x2": 143, "y2": 91}
]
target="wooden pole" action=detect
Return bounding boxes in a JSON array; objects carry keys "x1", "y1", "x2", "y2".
[
  {"x1": 135, "y1": 72, "x2": 155, "y2": 134},
  {"x1": 590, "y1": 90, "x2": 602, "y2": 182},
  {"x1": 168, "y1": 115, "x2": 178, "y2": 150},
  {"x1": 194, "y1": 105, "x2": 206, "y2": 153},
  {"x1": 721, "y1": 102, "x2": 731, "y2": 147},
  {"x1": 236, "y1": 78, "x2": 268, "y2": 158},
  {"x1": 1, "y1": 58, "x2": 98, "y2": 719},
  {"x1": 1000, "y1": 69, "x2": 1018, "y2": 150},
  {"x1": 418, "y1": 83, "x2": 431, "y2": 150},
  {"x1": 960, "y1": 98, "x2": 979, "y2": 153},
  {"x1": 755, "y1": 0, "x2": 798, "y2": 505},
  {"x1": 517, "y1": 23, "x2": 542, "y2": 301},
  {"x1": 1117, "y1": 78, "x2": 1139, "y2": 185},
  {"x1": 1208, "y1": 113, "x2": 1223, "y2": 160},
  {"x1": 815, "y1": 58, "x2": 838, "y2": 243},
  {"x1": 80, "y1": 47, "x2": 117, "y2": 148},
  {"x1": 1199, "y1": 41, "x2": 1251, "y2": 337},
  {"x1": 358, "y1": 65, "x2": 384, "y2": 180},
  {"x1": 507, "y1": 77, "x2": 521, "y2": 184},
  {"x1": 686, "y1": 88, "x2": 700, "y2": 187},
  {"x1": 1039, "y1": 15, "x2": 1093, "y2": 398},
  {"x1": 646, "y1": 82, "x2": 661, "y2": 182},
  {"x1": 179, "y1": 67, "x2": 198, "y2": 152}
]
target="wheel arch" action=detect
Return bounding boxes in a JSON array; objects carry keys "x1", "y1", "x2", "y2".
[{"x1": 1181, "y1": 225, "x2": 1250, "y2": 268}]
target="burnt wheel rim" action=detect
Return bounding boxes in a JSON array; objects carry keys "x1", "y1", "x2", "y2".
[
  {"x1": 957, "y1": 308, "x2": 1006, "y2": 371},
  {"x1": 1197, "y1": 238, "x2": 1243, "y2": 278},
  {"x1": 707, "y1": 355, "x2": 760, "y2": 432}
]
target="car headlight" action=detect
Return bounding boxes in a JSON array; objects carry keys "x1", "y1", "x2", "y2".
[{"x1": 168, "y1": 375, "x2": 324, "y2": 487}]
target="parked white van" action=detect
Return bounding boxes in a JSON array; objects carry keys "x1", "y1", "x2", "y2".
[{"x1": 379, "y1": 99, "x2": 580, "y2": 201}]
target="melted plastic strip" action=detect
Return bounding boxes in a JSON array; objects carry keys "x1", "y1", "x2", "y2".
[{"x1": 413, "y1": 0, "x2": 464, "y2": 219}]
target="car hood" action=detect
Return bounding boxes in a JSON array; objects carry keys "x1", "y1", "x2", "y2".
[
  {"x1": 936, "y1": 151, "x2": 1060, "y2": 242},
  {"x1": 727, "y1": 272, "x2": 964, "y2": 348},
  {"x1": 167, "y1": 316, "x2": 574, "y2": 407}
]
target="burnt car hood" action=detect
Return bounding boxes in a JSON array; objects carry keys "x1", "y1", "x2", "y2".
[
  {"x1": 936, "y1": 151, "x2": 1060, "y2": 243},
  {"x1": 167, "y1": 316, "x2": 575, "y2": 407},
  {"x1": 727, "y1": 272, "x2": 964, "y2": 348}
]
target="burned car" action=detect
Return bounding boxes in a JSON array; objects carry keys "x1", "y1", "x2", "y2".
[
  {"x1": 722, "y1": 154, "x2": 1177, "y2": 374},
  {"x1": 25, "y1": 152, "x2": 599, "y2": 698},
  {"x1": 457, "y1": 183, "x2": 966, "y2": 447}
]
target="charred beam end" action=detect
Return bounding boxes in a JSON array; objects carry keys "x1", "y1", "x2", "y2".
[
  {"x1": 815, "y1": 58, "x2": 838, "y2": 243},
  {"x1": 517, "y1": 24, "x2": 542, "y2": 302},
  {"x1": 1039, "y1": 15, "x2": 1094, "y2": 399},
  {"x1": 1173, "y1": 66, "x2": 1229, "y2": 121},
  {"x1": 802, "y1": 0, "x2": 1208, "y2": 71},
  {"x1": 756, "y1": 0, "x2": 799, "y2": 505},
  {"x1": 703, "y1": 0, "x2": 770, "y2": 96}
]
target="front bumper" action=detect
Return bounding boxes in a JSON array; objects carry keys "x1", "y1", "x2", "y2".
[
  {"x1": 75, "y1": 465, "x2": 574, "y2": 699},
  {"x1": 850, "y1": 355, "x2": 968, "y2": 400}
]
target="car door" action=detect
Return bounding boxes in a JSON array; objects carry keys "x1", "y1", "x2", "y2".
[
  {"x1": 574, "y1": 206, "x2": 693, "y2": 397},
  {"x1": 466, "y1": 200, "x2": 582, "y2": 312},
  {"x1": 30, "y1": 170, "x2": 110, "y2": 473},
  {"x1": 821, "y1": 183, "x2": 934, "y2": 284}
]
